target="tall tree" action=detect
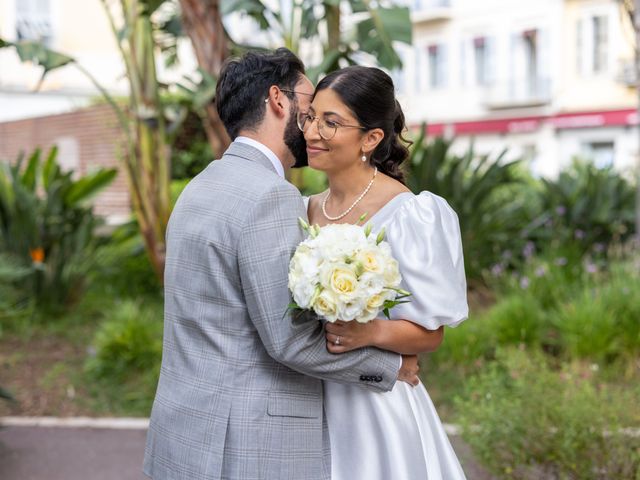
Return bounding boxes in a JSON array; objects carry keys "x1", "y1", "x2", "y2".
[
  {"x1": 222, "y1": 0, "x2": 412, "y2": 82},
  {"x1": 178, "y1": 0, "x2": 231, "y2": 155}
]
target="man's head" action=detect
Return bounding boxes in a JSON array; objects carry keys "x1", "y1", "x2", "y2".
[{"x1": 216, "y1": 48, "x2": 313, "y2": 168}]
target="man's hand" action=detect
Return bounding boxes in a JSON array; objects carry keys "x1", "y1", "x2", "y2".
[{"x1": 398, "y1": 355, "x2": 420, "y2": 386}]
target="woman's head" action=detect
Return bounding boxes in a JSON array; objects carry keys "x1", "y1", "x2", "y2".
[{"x1": 302, "y1": 66, "x2": 410, "y2": 182}]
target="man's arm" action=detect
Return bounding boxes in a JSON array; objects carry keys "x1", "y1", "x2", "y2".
[{"x1": 237, "y1": 181, "x2": 402, "y2": 392}]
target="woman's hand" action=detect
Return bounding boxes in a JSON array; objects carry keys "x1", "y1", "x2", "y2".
[
  {"x1": 326, "y1": 319, "x2": 444, "y2": 355},
  {"x1": 325, "y1": 320, "x2": 380, "y2": 354}
]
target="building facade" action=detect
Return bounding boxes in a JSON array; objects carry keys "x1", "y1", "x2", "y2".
[
  {"x1": 395, "y1": 0, "x2": 638, "y2": 177},
  {"x1": 1, "y1": 0, "x2": 637, "y2": 184}
]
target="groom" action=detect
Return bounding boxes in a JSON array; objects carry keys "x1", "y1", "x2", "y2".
[{"x1": 143, "y1": 48, "x2": 418, "y2": 480}]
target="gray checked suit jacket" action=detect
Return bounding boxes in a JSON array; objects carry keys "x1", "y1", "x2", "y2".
[{"x1": 143, "y1": 142, "x2": 400, "y2": 480}]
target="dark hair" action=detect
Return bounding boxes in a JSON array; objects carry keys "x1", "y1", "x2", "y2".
[
  {"x1": 315, "y1": 66, "x2": 411, "y2": 183},
  {"x1": 215, "y1": 48, "x2": 305, "y2": 139}
]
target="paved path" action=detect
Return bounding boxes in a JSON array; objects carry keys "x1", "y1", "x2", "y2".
[
  {"x1": 0, "y1": 418, "x2": 494, "y2": 480},
  {"x1": 0, "y1": 425, "x2": 148, "y2": 480}
]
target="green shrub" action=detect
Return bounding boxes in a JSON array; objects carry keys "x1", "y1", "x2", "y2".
[
  {"x1": 84, "y1": 300, "x2": 163, "y2": 415},
  {"x1": 406, "y1": 132, "x2": 535, "y2": 281},
  {"x1": 299, "y1": 167, "x2": 328, "y2": 196},
  {"x1": 529, "y1": 160, "x2": 636, "y2": 257},
  {"x1": 85, "y1": 300, "x2": 163, "y2": 382},
  {"x1": 171, "y1": 140, "x2": 213, "y2": 180},
  {"x1": 92, "y1": 222, "x2": 162, "y2": 299},
  {"x1": 554, "y1": 261, "x2": 640, "y2": 363},
  {"x1": 456, "y1": 348, "x2": 640, "y2": 479},
  {"x1": 488, "y1": 245, "x2": 590, "y2": 311},
  {"x1": 0, "y1": 147, "x2": 116, "y2": 311},
  {"x1": 431, "y1": 293, "x2": 546, "y2": 368}
]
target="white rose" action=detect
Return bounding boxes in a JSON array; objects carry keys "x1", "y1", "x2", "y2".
[
  {"x1": 355, "y1": 248, "x2": 385, "y2": 275},
  {"x1": 382, "y1": 257, "x2": 402, "y2": 288},
  {"x1": 356, "y1": 307, "x2": 380, "y2": 323},
  {"x1": 320, "y1": 263, "x2": 359, "y2": 301},
  {"x1": 336, "y1": 297, "x2": 367, "y2": 321},
  {"x1": 366, "y1": 293, "x2": 385, "y2": 311},
  {"x1": 313, "y1": 289, "x2": 339, "y2": 322}
]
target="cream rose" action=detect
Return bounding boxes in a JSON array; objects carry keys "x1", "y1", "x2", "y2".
[
  {"x1": 313, "y1": 290, "x2": 339, "y2": 323},
  {"x1": 356, "y1": 248, "x2": 384, "y2": 274}
]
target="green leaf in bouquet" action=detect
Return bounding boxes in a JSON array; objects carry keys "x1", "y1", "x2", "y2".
[
  {"x1": 376, "y1": 227, "x2": 386, "y2": 245},
  {"x1": 298, "y1": 217, "x2": 310, "y2": 232}
]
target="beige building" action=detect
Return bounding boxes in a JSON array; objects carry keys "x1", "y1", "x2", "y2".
[
  {"x1": 395, "y1": 0, "x2": 638, "y2": 176},
  {"x1": 0, "y1": 0, "x2": 196, "y2": 122},
  {"x1": 1, "y1": 0, "x2": 637, "y2": 180}
]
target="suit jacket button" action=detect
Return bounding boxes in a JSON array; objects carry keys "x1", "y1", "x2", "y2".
[
  {"x1": 359, "y1": 375, "x2": 366, "y2": 381},
  {"x1": 374, "y1": 376, "x2": 382, "y2": 382}
]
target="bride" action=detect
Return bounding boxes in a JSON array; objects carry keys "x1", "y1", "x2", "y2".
[{"x1": 300, "y1": 66, "x2": 469, "y2": 480}]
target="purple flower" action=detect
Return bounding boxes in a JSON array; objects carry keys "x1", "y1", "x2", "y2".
[
  {"x1": 585, "y1": 263, "x2": 597, "y2": 274},
  {"x1": 520, "y1": 276, "x2": 530, "y2": 289},
  {"x1": 522, "y1": 242, "x2": 536, "y2": 259},
  {"x1": 574, "y1": 229, "x2": 585, "y2": 239},
  {"x1": 502, "y1": 250, "x2": 513, "y2": 260},
  {"x1": 535, "y1": 265, "x2": 547, "y2": 277},
  {"x1": 556, "y1": 206, "x2": 567, "y2": 216},
  {"x1": 491, "y1": 264, "x2": 504, "y2": 277},
  {"x1": 593, "y1": 243, "x2": 605, "y2": 253},
  {"x1": 554, "y1": 257, "x2": 568, "y2": 266}
]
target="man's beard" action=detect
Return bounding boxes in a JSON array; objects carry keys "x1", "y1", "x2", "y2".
[{"x1": 284, "y1": 108, "x2": 308, "y2": 168}]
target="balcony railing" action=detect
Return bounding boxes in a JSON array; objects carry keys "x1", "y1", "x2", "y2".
[{"x1": 484, "y1": 77, "x2": 552, "y2": 109}]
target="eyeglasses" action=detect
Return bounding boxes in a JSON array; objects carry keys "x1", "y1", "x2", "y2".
[
  {"x1": 280, "y1": 89, "x2": 314, "y2": 97},
  {"x1": 296, "y1": 111, "x2": 366, "y2": 140}
]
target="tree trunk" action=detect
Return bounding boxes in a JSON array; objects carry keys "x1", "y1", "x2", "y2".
[
  {"x1": 325, "y1": 3, "x2": 341, "y2": 53},
  {"x1": 179, "y1": 0, "x2": 231, "y2": 156}
]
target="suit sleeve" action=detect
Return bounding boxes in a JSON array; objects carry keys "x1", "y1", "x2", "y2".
[{"x1": 237, "y1": 181, "x2": 400, "y2": 392}]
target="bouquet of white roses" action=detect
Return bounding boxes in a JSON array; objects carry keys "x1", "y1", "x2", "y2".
[{"x1": 287, "y1": 219, "x2": 410, "y2": 323}]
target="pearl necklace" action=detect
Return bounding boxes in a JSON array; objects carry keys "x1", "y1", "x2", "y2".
[{"x1": 322, "y1": 167, "x2": 378, "y2": 221}]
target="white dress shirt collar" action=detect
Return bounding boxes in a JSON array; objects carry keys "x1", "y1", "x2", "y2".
[{"x1": 235, "y1": 136, "x2": 285, "y2": 178}]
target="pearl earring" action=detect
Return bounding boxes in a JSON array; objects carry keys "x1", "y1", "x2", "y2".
[
  {"x1": 361, "y1": 154, "x2": 367, "y2": 162},
  {"x1": 264, "y1": 98, "x2": 269, "y2": 103}
]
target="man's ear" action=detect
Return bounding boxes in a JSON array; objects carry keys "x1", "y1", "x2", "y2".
[
  {"x1": 362, "y1": 129, "x2": 385, "y2": 155},
  {"x1": 265, "y1": 85, "x2": 287, "y2": 118}
]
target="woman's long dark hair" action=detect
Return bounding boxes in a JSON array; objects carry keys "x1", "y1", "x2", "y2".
[{"x1": 315, "y1": 66, "x2": 411, "y2": 183}]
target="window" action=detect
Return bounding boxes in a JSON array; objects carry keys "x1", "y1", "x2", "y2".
[
  {"x1": 16, "y1": 0, "x2": 52, "y2": 45},
  {"x1": 414, "y1": 45, "x2": 423, "y2": 92},
  {"x1": 583, "y1": 141, "x2": 614, "y2": 168},
  {"x1": 592, "y1": 16, "x2": 608, "y2": 74},
  {"x1": 473, "y1": 37, "x2": 488, "y2": 86},
  {"x1": 428, "y1": 44, "x2": 447, "y2": 88},
  {"x1": 522, "y1": 29, "x2": 538, "y2": 93},
  {"x1": 576, "y1": 14, "x2": 609, "y2": 75}
]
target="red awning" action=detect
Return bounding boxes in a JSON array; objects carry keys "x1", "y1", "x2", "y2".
[{"x1": 424, "y1": 109, "x2": 637, "y2": 136}]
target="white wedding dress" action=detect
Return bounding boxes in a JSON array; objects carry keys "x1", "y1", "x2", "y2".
[{"x1": 307, "y1": 191, "x2": 469, "y2": 480}]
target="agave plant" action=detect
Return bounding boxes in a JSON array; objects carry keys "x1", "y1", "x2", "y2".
[
  {"x1": 0, "y1": 147, "x2": 116, "y2": 311},
  {"x1": 528, "y1": 159, "x2": 636, "y2": 256},
  {"x1": 406, "y1": 129, "x2": 533, "y2": 282}
]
